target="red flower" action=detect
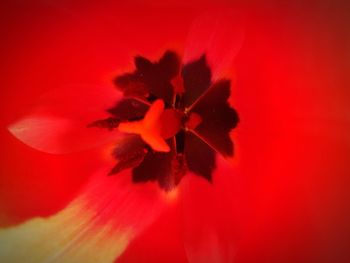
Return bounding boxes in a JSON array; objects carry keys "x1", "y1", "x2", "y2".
[
  {"x1": 1, "y1": 8, "x2": 244, "y2": 263},
  {"x1": 3, "y1": 2, "x2": 349, "y2": 263}
]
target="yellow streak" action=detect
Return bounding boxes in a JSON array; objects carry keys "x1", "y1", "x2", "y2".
[
  {"x1": 0, "y1": 170, "x2": 166, "y2": 263},
  {"x1": 0, "y1": 199, "x2": 132, "y2": 263}
]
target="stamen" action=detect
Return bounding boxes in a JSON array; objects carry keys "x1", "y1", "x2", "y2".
[{"x1": 118, "y1": 100, "x2": 170, "y2": 152}]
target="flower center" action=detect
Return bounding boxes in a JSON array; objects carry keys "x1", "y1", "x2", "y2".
[{"x1": 118, "y1": 99, "x2": 182, "y2": 152}]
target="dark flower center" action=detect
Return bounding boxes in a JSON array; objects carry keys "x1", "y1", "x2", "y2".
[{"x1": 89, "y1": 50, "x2": 239, "y2": 191}]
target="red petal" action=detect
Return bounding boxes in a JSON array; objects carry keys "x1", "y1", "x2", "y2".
[
  {"x1": 8, "y1": 84, "x2": 123, "y2": 154},
  {"x1": 183, "y1": 10, "x2": 245, "y2": 80}
]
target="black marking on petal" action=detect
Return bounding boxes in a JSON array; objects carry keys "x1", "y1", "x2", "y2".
[
  {"x1": 132, "y1": 139, "x2": 185, "y2": 191},
  {"x1": 113, "y1": 50, "x2": 180, "y2": 105},
  {"x1": 146, "y1": 93, "x2": 158, "y2": 103},
  {"x1": 134, "y1": 56, "x2": 153, "y2": 72},
  {"x1": 171, "y1": 153, "x2": 187, "y2": 186},
  {"x1": 182, "y1": 55, "x2": 212, "y2": 107},
  {"x1": 159, "y1": 51, "x2": 181, "y2": 79},
  {"x1": 175, "y1": 130, "x2": 185, "y2": 154},
  {"x1": 114, "y1": 73, "x2": 149, "y2": 98},
  {"x1": 174, "y1": 93, "x2": 183, "y2": 110},
  {"x1": 190, "y1": 79, "x2": 239, "y2": 157},
  {"x1": 184, "y1": 131, "x2": 216, "y2": 182},
  {"x1": 87, "y1": 117, "x2": 120, "y2": 130},
  {"x1": 109, "y1": 135, "x2": 147, "y2": 175},
  {"x1": 107, "y1": 98, "x2": 149, "y2": 121},
  {"x1": 106, "y1": 50, "x2": 239, "y2": 190}
]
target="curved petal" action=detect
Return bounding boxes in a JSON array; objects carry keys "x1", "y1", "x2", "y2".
[
  {"x1": 183, "y1": 10, "x2": 245, "y2": 80},
  {"x1": 179, "y1": 157, "x2": 239, "y2": 263},
  {"x1": 0, "y1": 167, "x2": 167, "y2": 263},
  {"x1": 8, "y1": 84, "x2": 123, "y2": 154}
]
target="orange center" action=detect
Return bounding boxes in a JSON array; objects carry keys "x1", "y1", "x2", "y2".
[{"x1": 118, "y1": 99, "x2": 183, "y2": 152}]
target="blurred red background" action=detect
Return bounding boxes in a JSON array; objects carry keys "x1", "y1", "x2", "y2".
[{"x1": 1, "y1": 1, "x2": 349, "y2": 262}]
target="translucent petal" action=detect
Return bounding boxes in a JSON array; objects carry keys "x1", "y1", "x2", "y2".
[
  {"x1": 179, "y1": 157, "x2": 239, "y2": 263},
  {"x1": 8, "y1": 84, "x2": 123, "y2": 154},
  {"x1": 183, "y1": 10, "x2": 245, "y2": 80}
]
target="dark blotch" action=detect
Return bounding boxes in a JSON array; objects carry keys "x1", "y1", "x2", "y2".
[
  {"x1": 88, "y1": 117, "x2": 120, "y2": 130},
  {"x1": 106, "y1": 51, "x2": 239, "y2": 190},
  {"x1": 190, "y1": 79, "x2": 239, "y2": 157},
  {"x1": 182, "y1": 55, "x2": 212, "y2": 107},
  {"x1": 109, "y1": 135, "x2": 147, "y2": 175},
  {"x1": 175, "y1": 130, "x2": 186, "y2": 154},
  {"x1": 132, "y1": 139, "x2": 185, "y2": 191},
  {"x1": 185, "y1": 131, "x2": 216, "y2": 182},
  {"x1": 108, "y1": 98, "x2": 149, "y2": 121},
  {"x1": 159, "y1": 51, "x2": 181, "y2": 79},
  {"x1": 114, "y1": 73, "x2": 149, "y2": 98},
  {"x1": 114, "y1": 50, "x2": 180, "y2": 105},
  {"x1": 134, "y1": 56, "x2": 153, "y2": 72}
]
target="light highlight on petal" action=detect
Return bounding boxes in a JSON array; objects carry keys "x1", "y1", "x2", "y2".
[
  {"x1": 8, "y1": 84, "x2": 123, "y2": 154},
  {"x1": 0, "y1": 168, "x2": 166, "y2": 263}
]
